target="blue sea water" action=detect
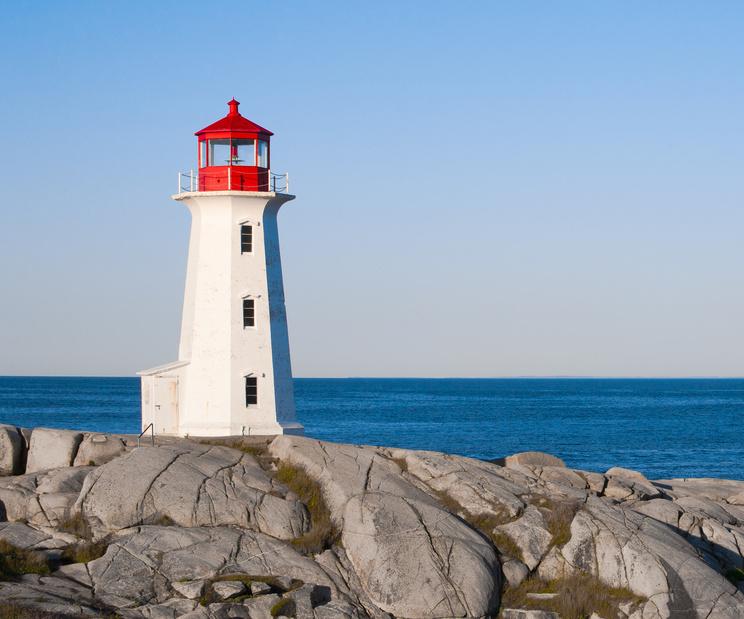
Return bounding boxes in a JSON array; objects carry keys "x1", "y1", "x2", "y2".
[{"x1": 0, "y1": 377, "x2": 742, "y2": 480}]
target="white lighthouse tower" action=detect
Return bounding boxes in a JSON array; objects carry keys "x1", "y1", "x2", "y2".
[{"x1": 138, "y1": 100, "x2": 304, "y2": 437}]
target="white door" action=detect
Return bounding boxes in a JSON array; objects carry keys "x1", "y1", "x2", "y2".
[{"x1": 153, "y1": 376, "x2": 179, "y2": 435}]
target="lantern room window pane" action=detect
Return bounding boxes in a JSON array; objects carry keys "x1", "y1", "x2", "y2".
[
  {"x1": 209, "y1": 139, "x2": 230, "y2": 166},
  {"x1": 200, "y1": 141, "x2": 207, "y2": 168},
  {"x1": 257, "y1": 141, "x2": 269, "y2": 168},
  {"x1": 234, "y1": 139, "x2": 255, "y2": 166}
]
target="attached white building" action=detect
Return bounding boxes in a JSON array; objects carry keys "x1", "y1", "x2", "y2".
[{"x1": 138, "y1": 100, "x2": 303, "y2": 437}]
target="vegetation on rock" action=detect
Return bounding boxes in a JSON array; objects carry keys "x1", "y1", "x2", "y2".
[
  {"x1": 500, "y1": 573, "x2": 644, "y2": 619},
  {"x1": 0, "y1": 541, "x2": 50, "y2": 579},
  {"x1": 275, "y1": 463, "x2": 338, "y2": 555}
]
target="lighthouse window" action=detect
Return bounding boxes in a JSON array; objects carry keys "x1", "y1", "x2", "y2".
[
  {"x1": 209, "y1": 139, "x2": 231, "y2": 165},
  {"x1": 240, "y1": 225, "x2": 253, "y2": 253},
  {"x1": 234, "y1": 139, "x2": 256, "y2": 166},
  {"x1": 243, "y1": 298, "x2": 255, "y2": 328},
  {"x1": 258, "y1": 140, "x2": 269, "y2": 168},
  {"x1": 245, "y1": 376, "x2": 258, "y2": 406},
  {"x1": 200, "y1": 141, "x2": 207, "y2": 168}
]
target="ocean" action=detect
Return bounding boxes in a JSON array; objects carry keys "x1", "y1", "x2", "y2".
[{"x1": 0, "y1": 377, "x2": 741, "y2": 480}]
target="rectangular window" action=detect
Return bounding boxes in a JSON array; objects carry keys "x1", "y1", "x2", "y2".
[
  {"x1": 240, "y1": 225, "x2": 252, "y2": 253},
  {"x1": 257, "y1": 140, "x2": 269, "y2": 168},
  {"x1": 245, "y1": 376, "x2": 258, "y2": 406},
  {"x1": 243, "y1": 298, "x2": 255, "y2": 328},
  {"x1": 200, "y1": 141, "x2": 207, "y2": 167}
]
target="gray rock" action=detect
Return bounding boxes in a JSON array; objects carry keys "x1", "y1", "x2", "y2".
[
  {"x1": 0, "y1": 575, "x2": 101, "y2": 616},
  {"x1": 213, "y1": 581, "x2": 247, "y2": 600},
  {"x1": 604, "y1": 467, "x2": 661, "y2": 502},
  {"x1": 501, "y1": 610, "x2": 560, "y2": 619},
  {"x1": 269, "y1": 436, "x2": 437, "y2": 526},
  {"x1": 73, "y1": 433, "x2": 127, "y2": 467},
  {"x1": 394, "y1": 448, "x2": 528, "y2": 520},
  {"x1": 25, "y1": 428, "x2": 83, "y2": 473},
  {"x1": 505, "y1": 451, "x2": 566, "y2": 468},
  {"x1": 560, "y1": 495, "x2": 744, "y2": 617},
  {"x1": 0, "y1": 424, "x2": 25, "y2": 475},
  {"x1": 241, "y1": 594, "x2": 281, "y2": 619},
  {"x1": 495, "y1": 506, "x2": 553, "y2": 570},
  {"x1": 75, "y1": 444, "x2": 309, "y2": 540},
  {"x1": 342, "y1": 491, "x2": 500, "y2": 618},
  {"x1": 172, "y1": 579, "x2": 207, "y2": 600},
  {"x1": 250, "y1": 581, "x2": 272, "y2": 595},
  {"x1": 501, "y1": 558, "x2": 530, "y2": 588},
  {"x1": 87, "y1": 525, "x2": 339, "y2": 608},
  {"x1": 0, "y1": 466, "x2": 93, "y2": 527}
]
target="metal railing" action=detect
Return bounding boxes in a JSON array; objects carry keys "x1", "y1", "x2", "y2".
[
  {"x1": 137, "y1": 422, "x2": 155, "y2": 447},
  {"x1": 177, "y1": 169, "x2": 290, "y2": 195}
]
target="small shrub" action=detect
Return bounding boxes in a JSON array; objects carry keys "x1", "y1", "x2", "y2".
[
  {"x1": 146, "y1": 513, "x2": 176, "y2": 526},
  {"x1": 270, "y1": 598, "x2": 296, "y2": 617},
  {"x1": 275, "y1": 463, "x2": 338, "y2": 555},
  {"x1": 489, "y1": 530, "x2": 524, "y2": 563},
  {"x1": 391, "y1": 457, "x2": 408, "y2": 473},
  {"x1": 0, "y1": 540, "x2": 51, "y2": 580},
  {"x1": 60, "y1": 540, "x2": 108, "y2": 564},
  {"x1": 57, "y1": 512, "x2": 92, "y2": 540},
  {"x1": 542, "y1": 500, "x2": 579, "y2": 548},
  {"x1": 500, "y1": 573, "x2": 643, "y2": 619}
]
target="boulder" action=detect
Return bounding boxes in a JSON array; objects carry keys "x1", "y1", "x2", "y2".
[
  {"x1": 75, "y1": 444, "x2": 309, "y2": 540},
  {"x1": 559, "y1": 496, "x2": 744, "y2": 617},
  {"x1": 25, "y1": 428, "x2": 83, "y2": 473},
  {"x1": 86, "y1": 525, "x2": 340, "y2": 608},
  {"x1": 73, "y1": 433, "x2": 127, "y2": 467},
  {"x1": 505, "y1": 452, "x2": 566, "y2": 469},
  {"x1": 342, "y1": 492, "x2": 500, "y2": 618},
  {"x1": 212, "y1": 581, "x2": 246, "y2": 601},
  {"x1": 495, "y1": 506, "x2": 553, "y2": 570},
  {"x1": 172, "y1": 580, "x2": 206, "y2": 600},
  {"x1": 393, "y1": 448, "x2": 529, "y2": 519},
  {"x1": 501, "y1": 558, "x2": 530, "y2": 587},
  {"x1": 0, "y1": 424, "x2": 25, "y2": 475},
  {"x1": 501, "y1": 611, "x2": 560, "y2": 619},
  {"x1": 0, "y1": 466, "x2": 93, "y2": 527}
]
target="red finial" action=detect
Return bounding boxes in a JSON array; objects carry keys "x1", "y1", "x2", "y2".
[{"x1": 227, "y1": 98, "x2": 240, "y2": 116}]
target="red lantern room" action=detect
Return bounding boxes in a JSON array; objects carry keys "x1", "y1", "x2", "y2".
[{"x1": 195, "y1": 99, "x2": 273, "y2": 191}]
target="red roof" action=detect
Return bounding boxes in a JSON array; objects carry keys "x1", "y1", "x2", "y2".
[{"x1": 195, "y1": 99, "x2": 273, "y2": 137}]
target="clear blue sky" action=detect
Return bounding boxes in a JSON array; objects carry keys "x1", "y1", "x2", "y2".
[{"x1": 1, "y1": 2, "x2": 742, "y2": 377}]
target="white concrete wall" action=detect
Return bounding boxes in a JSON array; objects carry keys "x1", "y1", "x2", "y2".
[{"x1": 170, "y1": 191, "x2": 303, "y2": 436}]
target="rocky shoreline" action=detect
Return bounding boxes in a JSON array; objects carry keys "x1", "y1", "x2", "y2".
[{"x1": 0, "y1": 425, "x2": 743, "y2": 618}]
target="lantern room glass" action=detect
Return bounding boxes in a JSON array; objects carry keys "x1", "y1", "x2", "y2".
[
  {"x1": 233, "y1": 139, "x2": 255, "y2": 166},
  {"x1": 208, "y1": 139, "x2": 231, "y2": 166},
  {"x1": 257, "y1": 140, "x2": 268, "y2": 168}
]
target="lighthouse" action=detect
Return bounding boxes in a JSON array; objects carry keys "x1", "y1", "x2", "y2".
[{"x1": 138, "y1": 100, "x2": 304, "y2": 437}]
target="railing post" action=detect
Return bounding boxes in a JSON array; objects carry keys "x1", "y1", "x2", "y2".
[
  {"x1": 177, "y1": 172, "x2": 181, "y2": 194},
  {"x1": 189, "y1": 169, "x2": 194, "y2": 192},
  {"x1": 286, "y1": 172, "x2": 289, "y2": 194}
]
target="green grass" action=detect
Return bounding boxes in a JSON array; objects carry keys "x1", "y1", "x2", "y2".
[
  {"x1": 500, "y1": 574, "x2": 644, "y2": 619},
  {"x1": 270, "y1": 598, "x2": 295, "y2": 617},
  {"x1": 274, "y1": 463, "x2": 339, "y2": 555},
  {"x1": 0, "y1": 540, "x2": 50, "y2": 580}
]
